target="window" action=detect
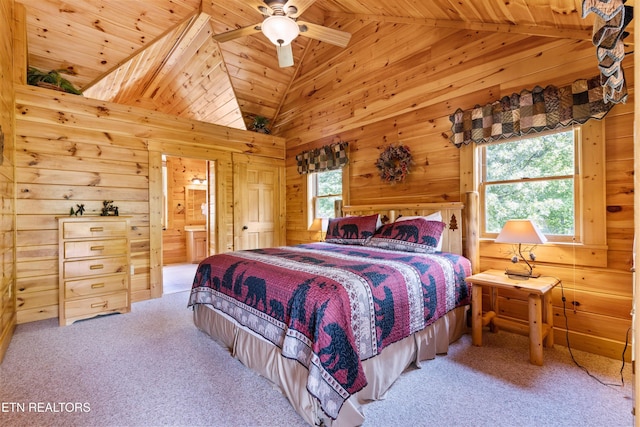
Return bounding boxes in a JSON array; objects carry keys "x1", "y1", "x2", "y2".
[
  {"x1": 462, "y1": 120, "x2": 606, "y2": 266},
  {"x1": 311, "y1": 169, "x2": 342, "y2": 219},
  {"x1": 480, "y1": 129, "x2": 577, "y2": 242}
]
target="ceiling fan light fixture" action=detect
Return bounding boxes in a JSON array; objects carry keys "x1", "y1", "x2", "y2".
[{"x1": 261, "y1": 15, "x2": 299, "y2": 46}]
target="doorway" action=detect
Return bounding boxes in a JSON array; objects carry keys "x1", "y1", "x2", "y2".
[{"x1": 162, "y1": 155, "x2": 210, "y2": 295}]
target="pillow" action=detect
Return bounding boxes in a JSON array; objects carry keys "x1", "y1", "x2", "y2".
[
  {"x1": 325, "y1": 214, "x2": 380, "y2": 245},
  {"x1": 395, "y1": 211, "x2": 442, "y2": 223},
  {"x1": 396, "y1": 211, "x2": 444, "y2": 251},
  {"x1": 367, "y1": 218, "x2": 445, "y2": 253}
]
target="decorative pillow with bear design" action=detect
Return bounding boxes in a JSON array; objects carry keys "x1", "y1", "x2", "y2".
[
  {"x1": 395, "y1": 211, "x2": 444, "y2": 251},
  {"x1": 325, "y1": 214, "x2": 380, "y2": 245},
  {"x1": 367, "y1": 217, "x2": 445, "y2": 253}
]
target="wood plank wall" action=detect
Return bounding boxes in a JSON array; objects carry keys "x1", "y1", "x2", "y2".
[
  {"x1": 15, "y1": 87, "x2": 152, "y2": 322},
  {"x1": 281, "y1": 22, "x2": 634, "y2": 360},
  {"x1": 0, "y1": 0, "x2": 16, "y2": 362},
  {"x1": 13, "y1": 84, "x2": 284, "y2": 324}
]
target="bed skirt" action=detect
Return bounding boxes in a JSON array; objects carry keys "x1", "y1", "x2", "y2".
[{"x1": 193, "y1": 303, "x2": 469, "y2": 426}]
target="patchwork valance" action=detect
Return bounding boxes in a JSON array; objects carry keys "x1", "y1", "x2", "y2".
[
  {"x1": 582, "y1": 0, "x2": 633, "y2": 104},
  {"x1": 296, "y1": 142, "x2": 349, "y2": 174},
  {"x1": 449, "y1": 76, "x2": 613, "y2": 147}
]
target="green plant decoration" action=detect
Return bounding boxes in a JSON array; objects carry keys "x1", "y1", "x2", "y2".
[
  {"x1": 250, "y1": 115, "x2": 270, "y2": 134},
  {"x1": 27, "y1": 67, "x2": 82, "y2": 95}
]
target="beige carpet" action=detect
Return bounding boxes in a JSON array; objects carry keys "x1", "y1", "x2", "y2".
[{"x1": 0, "y1": 291, "x2": 633, "y2": 426}]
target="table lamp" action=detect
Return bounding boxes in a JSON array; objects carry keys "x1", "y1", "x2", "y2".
[
  {"x1": 321, "y1": 218, "x2": 329, "y2": 240},
  {"x1": 495, "y1": 219, "x2": 547, "y2": 279},
  {"x1": 311, "y1": 218, "x2": 330, "y2": 241}
]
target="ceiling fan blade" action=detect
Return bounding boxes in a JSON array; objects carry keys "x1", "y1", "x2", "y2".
[
  {"x1": 213, "y1": 24, "x2": 262, "y2": 43},
  {"x1": 256, "y1": 3, "x2": 272, "y2": 16},
  {"x1": 276, "y1": 44, "x2": 294, "y2": 68},
  {"x1": 297, "y1": 21, "x2": 351, "y2": 48},
  {"x1": 283, "y1": 0, "x2": 317, "y2": 18}
]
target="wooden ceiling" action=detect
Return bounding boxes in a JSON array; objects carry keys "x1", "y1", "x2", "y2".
[{"x1": 16, "y1": 0, "x2": 613, "y2": 134}]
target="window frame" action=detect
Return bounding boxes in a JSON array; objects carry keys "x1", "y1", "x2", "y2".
[
  {"x1": 310, "y1": 169, "x2": 343, "y2": 219},
  {"x1": 306, "y1": 168, "x2": 346, "y2": 233},
  {"x1": 478, "y1": 128, "x2": 581, "y2": 243},
  {"x1": 459, "y1": 119, "x2": 607, "y2": 268}
]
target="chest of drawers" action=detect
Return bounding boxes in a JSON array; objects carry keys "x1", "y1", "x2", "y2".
[{"x1": 58, "y1": 216, "x2": 131, "y2": 326}]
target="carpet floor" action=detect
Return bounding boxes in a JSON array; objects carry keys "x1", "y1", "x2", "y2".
[
  {"x1": 163, "y1": 263, "x2": 199, "y2": 294},
  {"x1": 0, "y1": 291, "x2": 633, "y2": 426}
]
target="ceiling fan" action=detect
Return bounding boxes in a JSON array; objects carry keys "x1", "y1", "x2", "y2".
[{"x1": 212, "y1": 0, "x2": 352, "y2": 68}]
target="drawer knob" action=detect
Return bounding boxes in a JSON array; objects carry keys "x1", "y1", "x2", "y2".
[
  {"x1": 89, "y1": 264, "x2": 104, "y2": 270},
  {"x1": 91, "y1": 283, "x2": 105, "y2": 289},
  {"x1": 91, "y1": 302, "x2": 108, "y2": 309},
  {"x1": 90, "y1": 245, "x2": 105, "y2": 251},
  {"x1": 90, "y1": 227, "x2": 104, "y2": 232}
]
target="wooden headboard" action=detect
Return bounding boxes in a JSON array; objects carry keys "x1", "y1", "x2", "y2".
[{"x1": 342, "y1": 192, "x2": 479, "y2": 271}]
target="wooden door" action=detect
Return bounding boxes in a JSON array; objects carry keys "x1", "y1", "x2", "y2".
[{"x1": 233, "y1": 154, "x2": 285, "y2": 250}]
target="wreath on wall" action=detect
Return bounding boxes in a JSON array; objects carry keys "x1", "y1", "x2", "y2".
[{"x1": 375, "y1": 144, "x2": 413, "y2": 184}]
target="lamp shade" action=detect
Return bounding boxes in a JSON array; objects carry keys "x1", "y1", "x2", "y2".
[
  {"x1": 309, "y1": 218, "x2": 323, "y2": 232},
  {"x1": 495, "y1": 219, "x2": 547, "y2": 244},
  {"x1": 322, "y1": 218, "x2": 329, "y2": 234},
  {"x1": 310, "y1": 218, "x2": 330, "y2": 232},
  {"x1": 261, "y1": 15, "x2": 300, "y2": 46}
]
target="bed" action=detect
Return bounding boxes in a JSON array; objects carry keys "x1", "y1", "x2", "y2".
[{"x1": 188, "y1": 196, "x2": 479, "y2": 426}]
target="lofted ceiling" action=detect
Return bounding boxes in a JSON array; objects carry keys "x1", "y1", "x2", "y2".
[{"x1": 16, "y1": 0, "x2": 614, "y2": 135}]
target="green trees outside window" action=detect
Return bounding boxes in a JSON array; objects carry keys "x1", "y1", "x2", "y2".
[
  {"x1": 482, "y1": 130, "x2": 575, "y2": 237},
  {"x1": 314, "y1": 169, "x2": 342, "y2": 219}
]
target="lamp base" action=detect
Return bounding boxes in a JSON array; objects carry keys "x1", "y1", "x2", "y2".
[{"x1": 504, "y1": 269, "x2": 540, "y2": 280}]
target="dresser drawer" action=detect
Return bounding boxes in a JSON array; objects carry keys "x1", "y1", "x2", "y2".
[
  {"x1": 58, "y1": 216, "x2": 131, "y2": 326},
  {"x1": 62, "y1": 220, "x2": 128, "y2": 239},
  {"x1": 63, "y1": 238, "x2": 128, "y2": 259},
  {"x1": 63, "y1": 256, "x2": 128, "y2": 279},
  {"x1": 64, "y1": 274, "x2": 128, "y2": 299},
  {"x1": 64, "y1": 292, "x2": 129, "y2": 320}
]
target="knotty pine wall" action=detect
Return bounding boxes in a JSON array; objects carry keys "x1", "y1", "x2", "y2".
[
  {"x1": 163, "y1": 156, "x2": 208, "y2": 264},
  {"x1": 13, "y1": 84, "x2": 284, "y2": 324},
  {"x1": 280, "y1": 22, "x2": 634, "y2": 360},
  {"x1": 0, "y1": 0, "x2": 17, "y2": 361},
  {"x1": 15, "y1": 87, "x2": 152, "y2": 323}
]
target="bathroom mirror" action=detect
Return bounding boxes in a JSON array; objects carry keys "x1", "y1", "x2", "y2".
[{"x1": 185, "y1": 184, "x2": 207, "y2": 226}]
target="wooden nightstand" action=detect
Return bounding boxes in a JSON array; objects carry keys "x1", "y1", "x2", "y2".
[{"x1": 465, "y1": 269, "x2": 560, "y2": 366}]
